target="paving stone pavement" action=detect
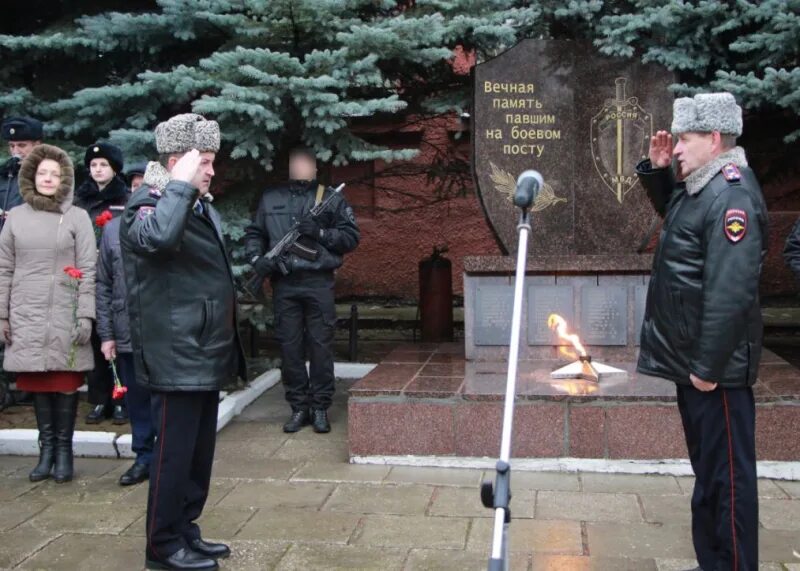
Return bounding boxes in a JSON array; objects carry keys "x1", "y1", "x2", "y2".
[{"x1": 1, "y1": 381, "x2": 799, "y2": 570}]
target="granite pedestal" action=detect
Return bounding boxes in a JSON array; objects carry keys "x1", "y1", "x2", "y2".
[{"x1": 348, "y1": 343, "x2": 800, "y2": 462}]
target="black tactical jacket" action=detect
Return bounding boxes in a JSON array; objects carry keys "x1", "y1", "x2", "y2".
[
  {"x1": 120, "y1": 181, "x2": 246, "y2": 391},
  {"x1": 636, "y1": 159, "x2": 768, "y2": 388},
  {"x1": 243, "y1": 179, "x2": 360, "y2": 277},
  {"x1": 0, "y1": 157, "x2": 22, "y2": 230}
]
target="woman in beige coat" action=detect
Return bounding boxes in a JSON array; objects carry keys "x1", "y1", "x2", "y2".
[{"x1": 0, "y1": 144, "x2": 96, "y2": 483}]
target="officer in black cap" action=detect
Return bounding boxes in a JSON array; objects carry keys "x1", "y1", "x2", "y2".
[
  {"x1": 125, "y1": 161, "x2": 147, "y2": 193},
  {"x1": 0, "y1": 117, "x2": 43, "y2": 231}
]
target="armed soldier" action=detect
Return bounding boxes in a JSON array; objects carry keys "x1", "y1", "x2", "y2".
[
  {"x1": 244, "y1": 146, "x2": 359, "y2": 434},
  {"x1": 637, "y1": 93, "x2": 767, "y2": 571}
]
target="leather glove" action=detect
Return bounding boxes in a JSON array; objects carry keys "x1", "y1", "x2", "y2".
[
  {"x1": 252, "y1": 256, "x2": 278, "y2": 278},
  {"x1": 0, "y1": 318, "x2": 10, "y2": 345},
  {"x1": 296, "y1": 216, "x2": 322, "y2": 240},
  {"x1": 72, "y1": 318, "x2": 92, "y2": 346}
]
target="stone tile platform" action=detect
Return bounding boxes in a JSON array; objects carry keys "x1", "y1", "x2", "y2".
[{"x1": 348, "y1": 344, "x2": 800, "y2": 461}]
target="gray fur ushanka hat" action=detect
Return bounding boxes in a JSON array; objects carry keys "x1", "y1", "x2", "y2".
[
  {"x1": 154, "y1": 113, "x2": 220, "y2": 154},
  {"x1": 671, "y1": 92, "x2": 743, "y2": 137}
]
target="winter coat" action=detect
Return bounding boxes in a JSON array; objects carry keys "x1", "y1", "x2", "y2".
[
  {"x1": 0, "y1": 157, "x2": 23, "y2": 231},
  {"x1": 120, "y1": 162, "x2": 246, "y2": 392},
  {"x1": 243, "y1": 179, "x2": 360, "y2": 277},
  {"x1": 636, "y1": 148, "x2": 768, "y2": 389},
  {"x1": 0, "y1": 144, "x2": 96, "y2": 373},
  {"x1": 96, "y1": 216, "x2": 131, "y2": 353},
  {"x1": 74, "y1": 175, "x2": 129, "y2": 244}
]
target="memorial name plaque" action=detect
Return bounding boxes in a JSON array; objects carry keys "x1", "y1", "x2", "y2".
[
  {"x1": 474, "y1": 285, "x2": 515, "y2": 346},
  {"x1": 527, "y1": 285, "x2": 574, "y2": 346},
  {"x1": 473, "y1": 39, "x2": 675, "y2": 257},
  {"x1": 580, "y1": 286, "x2": 628, "y2": 346}
]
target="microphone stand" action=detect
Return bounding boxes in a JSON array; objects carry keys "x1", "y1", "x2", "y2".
[{"x1": 481, "y1": 199, "x2": 532, "y2": 571}]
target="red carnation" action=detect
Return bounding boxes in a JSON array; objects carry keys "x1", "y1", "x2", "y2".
[
  {"x1": 63, "y1": 266, "x2": 83, "y2": 280},
  {"x1": 112, "y1": 385, "x2": 128, "y2": 400},
  {"x1": 94, "y1": 210, "x2": 114, "y2": 228}
]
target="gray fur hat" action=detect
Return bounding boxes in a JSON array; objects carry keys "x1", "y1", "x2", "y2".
[
  {"x1": 154, "y1": 113, "x2": 220, "y2": 154},
  {"x1": 671, "y1": 92, "x2": 743, "y2": 136}
]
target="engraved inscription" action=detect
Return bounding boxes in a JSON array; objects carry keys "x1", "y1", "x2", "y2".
[
  {"x1": 474, "y1": 285, "x2": 514, "y2": 346},
  {"x1": 580, "y1": 286, "x2": 628, "y2": 346}
]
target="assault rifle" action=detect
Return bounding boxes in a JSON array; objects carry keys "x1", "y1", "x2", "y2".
[{"x1": 243, "y1": 183, "x2": 345, "y2": 296}]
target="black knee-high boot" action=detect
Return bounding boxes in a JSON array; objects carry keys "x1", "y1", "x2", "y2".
[
  {"x1": 52, "y1": 392, "x2": 79, "y2": 483},
  {"x1": 29, "y1": 392, "x2": 56, "y2": 482}
]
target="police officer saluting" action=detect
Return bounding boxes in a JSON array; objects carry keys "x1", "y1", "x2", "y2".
[
  {"x1": 244, "y1": 146, "x2": 359, "y2": 434},
  {"x1": 637, "y1": 93, "x2": 767, "y2": 571},
  {"x1": 121, "y1": 114, "x2": 246, "y2": 571},
  {"x1": 1, "y1": 117, "x2": 43, "y2": 230}
]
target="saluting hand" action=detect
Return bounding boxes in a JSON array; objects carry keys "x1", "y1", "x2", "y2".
[
  {"x1": 690, "y1": 373, "x2": 718, "y2": 392},
  {"x1": 171, "y1": 149, "x2": 202, "y2": 184},
  {"x1": 649, "y1": 130, "x2": 673, "y2": 169}
]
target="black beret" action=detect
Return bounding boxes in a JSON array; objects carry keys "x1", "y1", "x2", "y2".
[
  {"x1": 84, "y1": 142, "x2": 124, "y2": 174},
  {"x1": 1, "y1": 117, "x2": 44, "y2": 141}
]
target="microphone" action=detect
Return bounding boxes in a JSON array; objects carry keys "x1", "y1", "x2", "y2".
[{"x1": 514, "y1": 170, "x2": 543, "y2": 210}]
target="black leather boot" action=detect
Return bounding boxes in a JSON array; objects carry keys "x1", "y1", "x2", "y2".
[
  {"x1": 52, "y1": 392, "x2": 79, "y2": 483},
  {"x1": 111, "y1": 404, "x2": 128, "y2": 425},
  {"x1": 282, "y1": 410, "x2": 310, "y2": 433},
  {"x1": 311, "y1": 409, "x2": 331, "y2": 433},
  {"x1": 85, "y1": 403, "x2": 109, "y2": 424},
  {"x1": 29, "y1": 392, "x2": 55, "y2": 482},
  {"x1": 145, "y1": 547, "x2": 219, "y2": 570}
]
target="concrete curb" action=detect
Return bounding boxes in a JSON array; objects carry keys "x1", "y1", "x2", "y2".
[
  {"x1": 0, "y1": 368, "x2": 282, "y2": 459},
  {"x1": 350, "y1": 455, "x2": 800, "y2": 481}
]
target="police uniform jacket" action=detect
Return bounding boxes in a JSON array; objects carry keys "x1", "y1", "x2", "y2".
[
  {"x1": 120, "y1": 180, "x2": 246, "y2": 391},
  {"x1": 636, "y1": 157, "x2": 768, "y2": 389}
]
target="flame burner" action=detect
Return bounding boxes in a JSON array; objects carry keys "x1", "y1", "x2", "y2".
[
  {"x1": 550, "y1": 354, "x2": 625, "y2": 383},
  {"x1": 546, "y1": 313, "x2": 626, "y2": 383}
]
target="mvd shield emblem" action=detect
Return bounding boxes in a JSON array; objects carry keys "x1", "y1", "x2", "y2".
[
  {"x1": 724, "y1": 209, "x2": 748, "y2": 243},
  {"x1": 590, "y1": 77, "x2": 653, "y2": 204}
]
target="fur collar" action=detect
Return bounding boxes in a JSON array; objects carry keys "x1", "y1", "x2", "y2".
[
  {"x1": 18, "y1": 144, "x2": 75, "y2": 213},
  {"x1": 142, "y1": 160, "x2": 214, "y2": 202},
  {"x1": 76, "y1": 174, "x2": 128, "y2": 204},
  {"x1": 684, "y1": 146, "x2": 748, "y2": 196}
]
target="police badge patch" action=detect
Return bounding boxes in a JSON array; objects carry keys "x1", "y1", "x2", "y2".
[
  {"x1": 722, "y1": 163, "x2": 741, "y2": 182},
  {"x1": 724, "y1": 209, "x2": 747, "y2": 243}
]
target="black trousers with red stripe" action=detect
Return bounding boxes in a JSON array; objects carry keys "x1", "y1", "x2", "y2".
[
  {"x1": 146, "y1": 390, "x2": 219, "y2": 559},
  {"x1": 677, "y1": 384, "x2": 758, "y2": 571}
]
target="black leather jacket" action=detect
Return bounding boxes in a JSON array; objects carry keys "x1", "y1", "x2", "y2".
[
  {"x1": 120, "y1": 181, "x2": 246, "y2": 391},
  {"x1": 244, "y1": 179, "x2": 360, "y2": 278},
  {"x1": 96, "y1": 217, "x2": 132, "y2": 353},
  {"x1": 0, "y1": 157, "x2": 22, "y2": 231},
  {"x1": 636, "y1": 159, "x2": 768, "y2": 388}
]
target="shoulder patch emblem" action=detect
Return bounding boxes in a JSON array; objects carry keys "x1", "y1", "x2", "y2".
[
  {"x1": 137, "y1": 206, "x2": 156, "y2": 220},
  {"x1": 722, "y1": 163, "x2": 741, "y2": 182},
  {"x1": 724, "y1": 209, "x2": 747, "y2": 243}
]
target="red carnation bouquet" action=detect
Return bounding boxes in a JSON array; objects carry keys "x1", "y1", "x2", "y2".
[
  {"x1": 63, "y1": 266, "x2": 83, "y2": 369},
  {"x1": 110, "y1": 359, "x2": 127, "y2": 400},
  {"x1": 94, "y1": 209, "x2": 114, "y2": 242}
]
